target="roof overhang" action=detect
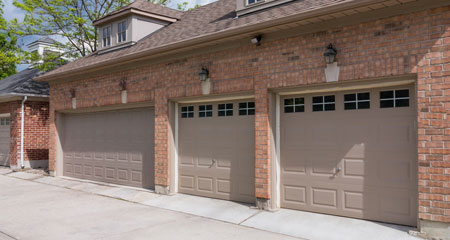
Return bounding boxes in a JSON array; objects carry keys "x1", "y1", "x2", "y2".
[
  {"x1": 37, "y1": 0, "x2": 448, "y2": 82},
  {"x1": 93, "y1": 8, "x2": 178, "y2": 26},
  {"x1": 0, "y1": 94, "x2": 49, "y2": 104}
]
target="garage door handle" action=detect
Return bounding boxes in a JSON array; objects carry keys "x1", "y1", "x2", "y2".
[{"x1": 210, "y1": 159, "x2": 216, "y2": 168}]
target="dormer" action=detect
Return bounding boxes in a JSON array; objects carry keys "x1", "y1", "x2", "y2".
[
  {"x1": 93, "y1": 0, "x2": 183, "y2": 54},
  {"x1": 236, "y1": 0, "x2": 294, "y2": 16}
]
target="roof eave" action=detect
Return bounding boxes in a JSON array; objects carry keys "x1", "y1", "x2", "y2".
[{"x1": 37, "y1": 0, "x2": 394, "y2": 82}]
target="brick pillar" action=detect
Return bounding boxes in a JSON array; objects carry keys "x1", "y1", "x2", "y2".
[
  {"x1": 9, "y1": 101, "x2": 19, "y2": 167},
  {"x1": 154, "y1": 88, "x2": 170, "y2": 194},
  {"x1": 416, "y1": 45, "x2": 450, "y2": 234},
  {"x1": 254, "y1": 84, "x2": 271, "y2": 209},
  {"x1": 48, "y1": 104, "x2": 56, "y2": 173}
]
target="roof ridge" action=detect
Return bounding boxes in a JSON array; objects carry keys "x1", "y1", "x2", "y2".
[
  {"x1": 132, "y1": 0, "x2": 184, "y2": 13},
  {"x1": 94, "y1": 0, "x2": 184, "y2": 24}
]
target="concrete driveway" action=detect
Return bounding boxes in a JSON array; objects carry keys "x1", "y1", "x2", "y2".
[
  {"x1": 0, "y1": 168, "x2": 420, "y2": 240},
  {"x1": 0, "y1": 173, "x2": 296, "y2": 240}
]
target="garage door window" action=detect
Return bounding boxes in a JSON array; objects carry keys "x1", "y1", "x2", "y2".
[
  {"x1": 284, "y1": 98, "x2": 304, "y2": 113},
  {"x1": 199, "y1": 105, "x2": 213, "y2": 118},
  {"x1": 218, "y1": 103, "x2": 233, "y2": 116},
  {"x1": 312, "y1": 95, "x2": 335, "y2": 112},
  {"x1": 344, "y1": 92, "x2": 370, "y2": 110},
  {"x1": 239, "y1": 102, "x2": 255, "y2": 116},
  {"x1": 181, "y1": 106, "x2": 194, "y2": 118},
  {"x1": 380, "y1": 89, "x2": 409, "y2": 108}
]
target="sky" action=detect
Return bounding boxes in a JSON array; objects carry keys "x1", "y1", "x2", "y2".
[{"x1": 3, "y1": 0, "x2": 216, "y2": 71}]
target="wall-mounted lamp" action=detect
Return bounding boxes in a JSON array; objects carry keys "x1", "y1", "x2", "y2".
[
  {"x1": 69, "y1": 88, "x2": 76, "y2": 98},
  {"x1": 119, "y1": 79, "x2": 127, "y2": 91},
  {"x1": 199, "y1": 67, "x2": 209, "y2": 81},
  {"x1": 324, "y1": 43, "x2": 337, "y2": 64},
  {"x1": 251, "y1": 35, "x2": 262, "y2": 46}
]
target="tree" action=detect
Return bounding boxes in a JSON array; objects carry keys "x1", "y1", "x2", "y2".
[
  {"x1": 12, "y1": 0, "x2": 171, "y2": 58},
  {"x1": 0, "y1": 0, "x2": 23, "y2": 79},
  {"x1": 177, "y1": 2, "x2": 200, "y2": 11}
]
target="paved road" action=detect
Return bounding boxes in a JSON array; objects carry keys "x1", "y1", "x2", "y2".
[{"x1": 0, "y1": 175, "x2": 297, "y2": 240}]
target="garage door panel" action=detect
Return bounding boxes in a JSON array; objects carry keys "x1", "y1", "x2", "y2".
[
  {"x1": 197, "y1": 177, "x2": 214, "y2": 192},
  {"x1": 281, "y1": 86, "x2": 417, "y2": 226},
  {"x1": 311, "y1": 125, "x2": 339, "y2": 146},
  {"x1": 94, "y1": 166, "x2": 104, "y2": 178},
  {"x1": 217, "y1": 179, "x2": 231, "y2": 194},
  {"x1": 281, "y1": 151, "x2": 306, "y2": 174},
  {"x1": 180, "y1": 154, "x2": 195, "y2": 166},
  {"x1": 237, "y1": 178, "x2": 254, "y2": 198},
  {"x1": 342, "y1": 158, "x2": 365, "y2": 178},
  {"x1": 198, "y1": 153, "x2": 214, "y2": 167},
  {"x1": 343, "y1": 191, "x2": 364, "y2": 212},
  {"x1": 281, "y1": 123, "x2": 307, "y2": 147},
  {"x1": 283, "y1": 185, "x2": 307, "y2": 204},
  {"x1": 179, "y1": 100, "x2": 255, "y2": 203},
  {"x1": 309, "y1": 151, "x2": 339, "y2": 176},
  {"x1": 63, "y1": 108, "x2": 154, "y2": 189},
  {"x1": 179, "y1": 175, "x2": 195, "y2": 190},
  {"x1": 83, "y1": 165, "x2": 93, "y2": 176},
  {"x1": 342, "y1": 143, "x2": 366, "y2": 159}
]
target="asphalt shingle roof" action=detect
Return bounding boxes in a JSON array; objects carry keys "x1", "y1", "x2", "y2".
[
  {"x1": 42, "y1": 0, "x2": 356, "y2": 78},
  {"x1": 0, "y1": 68, "x2": 49, "y2": 97},
  {"x1": 27, "y1": 36, "x2": 59, "y2": 46}
]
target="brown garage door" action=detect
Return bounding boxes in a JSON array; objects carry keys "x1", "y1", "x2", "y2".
[
  {"x1": 0, "y1": 117, "x2": 10, "y2": 167},
  {"x1": 63, "y1": 108, "x2": 154, "y2": 189},
  {"x1": 280, "y1": 85, "x2": 417, "y2": 226},
  {"x1": 178, "y1": 100, "x2": 255, "y2": 203}
]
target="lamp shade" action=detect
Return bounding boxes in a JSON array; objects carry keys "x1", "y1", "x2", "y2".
[
  {"x1": 324, "y1": 44, "x2": 337, "y2": 64},
  {"x1": 199, "y1": 67, "x2": 209, "y2": 81}
]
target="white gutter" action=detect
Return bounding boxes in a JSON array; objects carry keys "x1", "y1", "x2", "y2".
[{"x1": 20, "y1": 96, "x2": 28, "y2": 169}]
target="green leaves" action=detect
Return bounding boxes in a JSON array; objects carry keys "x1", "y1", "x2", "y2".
[
  {"x1": 12, "y1": 0, "x2": 136, "y2": 57},
  {"x1": 2, "y1": 0, "x2": 181, "y2": 74},
  {"x1": 176, "y1": 1, "x2": 200, "y2": 11},
  {"x1": 0, "y1": 0, "x2": 24, "y2": 79}
]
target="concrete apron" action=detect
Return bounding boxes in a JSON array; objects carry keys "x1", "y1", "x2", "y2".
[{"x1": 1, "y1": 169, "x2": 420, "y2": 240}]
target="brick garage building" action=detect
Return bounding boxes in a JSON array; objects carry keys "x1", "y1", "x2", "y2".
[
  {"x1": 0, "y1": 68, "x2": 49, "y2": 169},
  {"x1": 37, "y1": 0, "x2": 450, "y2": 238}
]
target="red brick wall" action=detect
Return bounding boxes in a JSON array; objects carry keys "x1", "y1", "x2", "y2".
[
  {"x1": 21, "y1": 101, "x2": 49, "y2": 162},
  {"x1": 0, "y1": 101, "x2": 49, "y2": 166},
  {"x1": 48, "y1": 6, "x2": 450, "y2": 222},
  {"x1": 0, "y1": 102, "x2": 10, "y2": 114}
]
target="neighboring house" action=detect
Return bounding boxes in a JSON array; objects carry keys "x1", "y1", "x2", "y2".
[
  {"x1": 26, "y1": 36, "x2": 65, "y2": 63},
  {"x1": 36, "y1": 0, "x2": 450, "y2": 238},
  {"x1": 0, "y1": 69, "x2": 49, "y2": 169},
  {"x1": 0, "y1": 36, "x2": 66, "y2": 169}
]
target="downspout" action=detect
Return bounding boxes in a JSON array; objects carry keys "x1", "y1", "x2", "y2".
[{"x1": 20, "y1": 96, "x2": 27, "y2": 169}]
